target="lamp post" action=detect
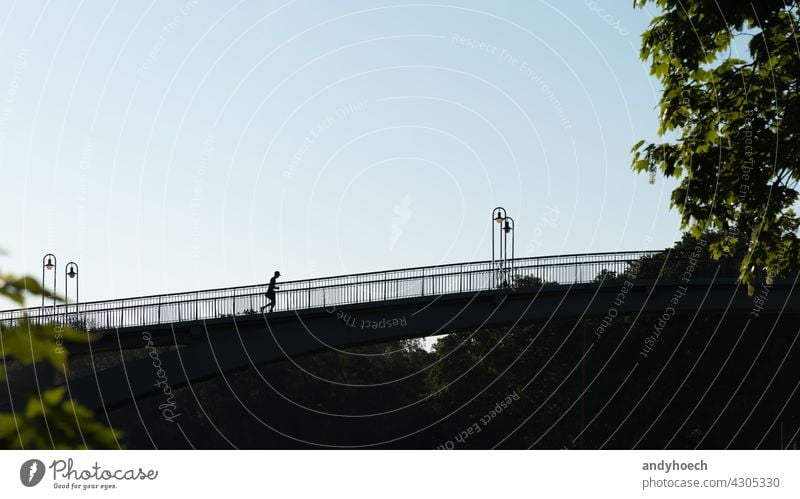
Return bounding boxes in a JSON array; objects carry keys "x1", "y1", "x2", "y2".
[
  {"x1": 65, "y1": 262, "x2": 78, "y2": 322},
  {"x1": 504, "y1": 216, "x2": 515, "y2": 284},
  {"x1": 492, "y1": 208, "x2": 506, "y2": 288},
  {"x1": 42, "y1": 253, "x2": 57, "y2": 309},
  {"x1": 491, "y1": 208, "x2": 516, "y2": 288}
]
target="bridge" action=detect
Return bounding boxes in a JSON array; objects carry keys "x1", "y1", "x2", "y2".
[{"x1": 2, "y1": 250, "x2": 795, "y2": 412}]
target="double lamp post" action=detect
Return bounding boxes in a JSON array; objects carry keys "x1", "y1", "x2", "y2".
[
  {"x1": 41, "y1": 253, "x2": 80, "y2": 317},
  {"x1": 491, "y1": 207, "x2": 515, "y2": 288}
]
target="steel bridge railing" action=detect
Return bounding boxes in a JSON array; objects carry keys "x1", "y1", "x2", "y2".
[{"x1": 0, "y1": 250, "x2": 724, "y2": 331}]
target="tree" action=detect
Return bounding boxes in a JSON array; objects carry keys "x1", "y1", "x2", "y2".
[
  {"x1": 632, "y1": 0, "x2": 800, "y2": 291},
  {"x1": 0, "y1": 253, "x2": 119, "y2": 449}
]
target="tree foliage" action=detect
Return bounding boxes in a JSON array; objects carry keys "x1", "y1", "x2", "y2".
[
  {"x1": 632, "y1": 0, "x2": 800, "y2": 291},
  {"x1": 0, "y1": 257, "x2": 119, "y2": 449}
]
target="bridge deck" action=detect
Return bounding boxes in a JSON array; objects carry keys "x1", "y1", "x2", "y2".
[{"x1": 0, "y1": 250, "x2": 711, "y2": 331}]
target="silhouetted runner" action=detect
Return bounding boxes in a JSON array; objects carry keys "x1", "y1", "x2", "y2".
[{"x1": 261, "y1": 271, "x2": 281, "y2": 313}]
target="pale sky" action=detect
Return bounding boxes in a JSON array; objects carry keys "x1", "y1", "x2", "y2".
[{"x1": 0, "y1": 0, "x2": 685, "y2": 307}]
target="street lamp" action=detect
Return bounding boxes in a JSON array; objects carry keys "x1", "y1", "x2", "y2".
[
  {"x1": 492, "y1": 207, "x2": 507, "y2": 270},
  {"x1": 65, "y1": 262, "x2": 78, "y2": 320},
  {"x1": 491, "y1": 207, "x2": 517, "y2": 287},
  {"x1": 42, "y1": 253, "x2": 57, "y2": 308},
  {"x1": 494, "y1": 209, "x2": 505, "y2": 224},
  {"x1": 504, "y1": 216, "x2": 515, "y2": 282}
]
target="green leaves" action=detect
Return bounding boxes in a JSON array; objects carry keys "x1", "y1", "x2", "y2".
[
  {"x1": 0, "y1": 274, "x2": 53, "y2": 306},
  {"x1": 0, "y1": 386, "x2": 120, "y2": 450},
  {"x1": 633, "y1": 1, "x2": 800, "y2": 292},
  {"x1": 0, "y1": 322, "x2": 116, "y2": 448},
  {"x1": 0, "y1": 320, "x2": 94, "y2": 380},
  {"x1": 0, "y1": 264, "x2": 117, "y2": 449}
]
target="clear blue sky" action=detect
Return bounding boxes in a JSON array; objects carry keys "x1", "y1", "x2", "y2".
[{"x1": 0, "y1": 0, "x2": 684, "y2": 306}]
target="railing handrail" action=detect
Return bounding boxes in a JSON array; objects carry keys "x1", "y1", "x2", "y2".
[
  {"x1": 1, "y1": 250, "x2": 667, "y2": 315},
  {"x1": 2, "y1": 249, "x2": 725, "y2": 331}
]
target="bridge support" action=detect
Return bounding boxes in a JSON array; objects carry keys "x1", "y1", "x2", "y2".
[{"x1": 63, "y1": 278, "x2": 800, "y2": 412}]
